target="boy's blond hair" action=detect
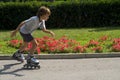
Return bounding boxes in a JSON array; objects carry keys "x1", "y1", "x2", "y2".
[{"x1": 36, "y1": 6, "x2": 51, "y2": 18}]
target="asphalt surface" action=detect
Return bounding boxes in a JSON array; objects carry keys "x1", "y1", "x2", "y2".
[{"x1": 0, "y1": 58, "x2": 120, "y2": 80}]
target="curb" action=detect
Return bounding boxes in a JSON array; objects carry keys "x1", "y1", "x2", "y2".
[{"x1": 0, "y1": 53, "x2": 120, "y2": 60}]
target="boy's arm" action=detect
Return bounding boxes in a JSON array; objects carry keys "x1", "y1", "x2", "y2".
[
  {"x1": 10, "y1": 21, "x2": 25, "y2": 38},
  {"x1": 15, "y1": 21, "x2": 25, "y2": 31},
  {"x1": 42, "y1": 28, "x2": 55, "y2": 37}
]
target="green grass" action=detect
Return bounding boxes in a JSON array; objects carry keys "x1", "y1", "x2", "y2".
[{"x1": 0, "y1": 27, "x2": 120, "y2": 54}]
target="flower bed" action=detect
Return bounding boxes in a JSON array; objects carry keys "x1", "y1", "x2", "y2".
[{"x1": 7, "y1": 36, "x2": 120, "y2": 54}]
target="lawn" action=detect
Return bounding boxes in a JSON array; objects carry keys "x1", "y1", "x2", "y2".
[{"x1": 0, "y1": 27, "x2": 120, "y2": 54}]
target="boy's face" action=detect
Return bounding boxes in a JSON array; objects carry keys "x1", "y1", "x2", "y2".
[{"x1": 40, "y1": 14, "x2": 50, "y2": 21}]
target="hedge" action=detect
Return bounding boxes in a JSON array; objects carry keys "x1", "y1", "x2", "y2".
[{"x1": 0, "y1": 1, "x2": 120, "y2": 30}]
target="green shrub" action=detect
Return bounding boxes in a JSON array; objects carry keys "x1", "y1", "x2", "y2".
[{"x1": 0, "y1": 0, "x2": 120, "y2": 30}]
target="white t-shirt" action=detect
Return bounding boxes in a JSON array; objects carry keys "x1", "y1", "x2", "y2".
[{"x1": 20, "y1": 16, "x2": 46, "y2": 34}]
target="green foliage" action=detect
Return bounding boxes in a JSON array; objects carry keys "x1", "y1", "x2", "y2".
[
  {"x1": 0, "y1": 1, "x2": 120, "y2": 30},
  {"x1": 1, "y1": 27, "x2": 120, "y2": 54}
]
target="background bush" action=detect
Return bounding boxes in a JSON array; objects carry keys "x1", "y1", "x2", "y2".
[{"x1": 0, "y1": 0, "x2": 120, "y2": 30}]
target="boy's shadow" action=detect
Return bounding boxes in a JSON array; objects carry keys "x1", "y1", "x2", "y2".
[{"x1": 0, "y1": 62, "x2": 25, "y2": 76}]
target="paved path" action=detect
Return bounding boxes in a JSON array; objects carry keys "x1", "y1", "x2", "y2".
[{"x1": 0, "y1": 58, "x2": 120, "y2": 80}]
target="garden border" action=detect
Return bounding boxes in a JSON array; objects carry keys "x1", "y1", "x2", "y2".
[{"x1": 0, "y1": 53, "x2": 120, "y2": 60}]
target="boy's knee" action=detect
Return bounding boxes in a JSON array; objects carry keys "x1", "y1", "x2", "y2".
[
  {"x1": 32, "y1": 41, "x2": 37, "y2": 48},
  {"x1": 33, "y1": 43, "x2": 37, "y2": 48}
]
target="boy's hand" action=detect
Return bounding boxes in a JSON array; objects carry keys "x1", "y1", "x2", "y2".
[
  {"x1": 50, "y1": 31, "x2": 55, "y2": 37},
  {"x1": 10, "y1": 30, "x2": 17, "y2": 38},
  {"x1": 42, "y1": 29, "x2": 55, "y2": 37}
]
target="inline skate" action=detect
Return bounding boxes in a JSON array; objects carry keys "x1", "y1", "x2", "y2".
[
  {"x1": 23, "y1": 55, "x2": 40, "y2": 69},
  {"x1": 12, "y1": 50, "x2": 25, "y2": 63}
]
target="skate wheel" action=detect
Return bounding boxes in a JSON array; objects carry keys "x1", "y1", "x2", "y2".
[
  {"x1": 23, "y1": 64, "x2": 40, "y2": 69},
  {"x1": 34, "y1": 66, "x2": 37, "y2": 69},
  {"x1": 30, "y1": 65, "x2": 34, "y2": 69}
]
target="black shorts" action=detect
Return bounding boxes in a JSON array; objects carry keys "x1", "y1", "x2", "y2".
[{"x1": 20, "y1": 32, "x2": 34, "y2": 42}]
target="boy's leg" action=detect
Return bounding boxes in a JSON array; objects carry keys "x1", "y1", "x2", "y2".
[
  {"x1": 12, "y1": 42, "x2": 28, "y2": 62},
  {"x1": 19, "y1": 42, "x2": 28, "y2": 52},
  {"x1": 28, "y1": 39, "x2": 38, "y2": 55},
  {"x1": 26, "y1": 39, "x2": 39, "y2": 64}
]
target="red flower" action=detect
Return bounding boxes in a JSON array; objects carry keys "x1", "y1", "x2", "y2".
[
  {"x1": 59, "y1": 36, "x2": 69, "y2": 43},
  {"x1": 9, "y1": 39, "x2": 20, "y2": 47},
  {"x1": 99, "y1": 35, "x2": 108, "y2": 41},
  {"x1": 92, "y1": 46, "x2": 102, "y2": 53},
  {"x1": 112, "y1": 43, "x2": 120, "y2": 52},
  {"x1": 46, "y1": 41, "x2": 57, "y2": 47},
  {"x1": 88, "y1": 40, "x2": 99, "y2": 47},
  {"x1": 113, "y1": 38, "x2": 120, "y2": 44},
  {"x1": 74, "y1": 45, "x2": 86, "y2": 53}
]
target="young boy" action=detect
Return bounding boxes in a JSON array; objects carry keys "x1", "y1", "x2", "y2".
[{"x1": 11, "y1": 6, "x2": 55, "y2": 64}]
